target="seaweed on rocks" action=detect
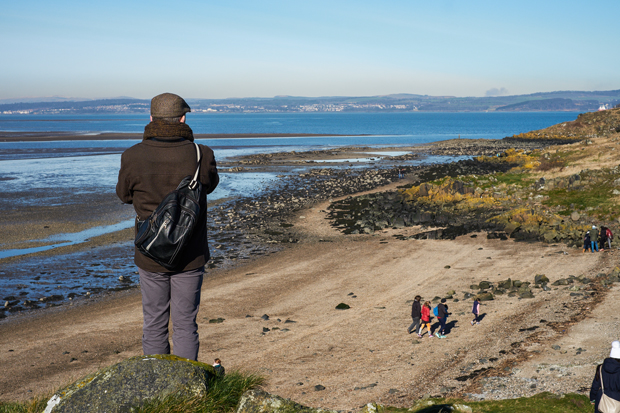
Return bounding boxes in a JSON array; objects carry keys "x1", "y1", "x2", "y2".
[
  {"x1": 206, "y1": 165, "x2": 420, "y2": 265},
  {"x1": 414, "y1": 158, "x2": 519, "y2": 184},
  {"x1": 326, "y1": 151, "x2": 606, "y2": 246},
  {"x1": 327, "y1": 159, "x2": 515, "y2": 238}
]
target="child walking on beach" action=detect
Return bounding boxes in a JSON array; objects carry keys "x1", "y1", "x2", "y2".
[
  {"x1": 435, "y1": 298, "x2": 448, "y2": 338},
  {"x1": 418, "y1": 301, "x2": 433, "y2": 338},
  {"x1": 471, "y1": 297, "x2": 481, "y2": 325},
  {"x1": 583, "y1": 230, "x2": 591, "y2": 253}
]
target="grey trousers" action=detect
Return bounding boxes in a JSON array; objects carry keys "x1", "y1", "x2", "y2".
[
  {"x1": 408, "y1": 317, "x2": 421, "y2": 334},
  {"x1": 139, "y1": 266, "x2": 204, "y2": 361}
]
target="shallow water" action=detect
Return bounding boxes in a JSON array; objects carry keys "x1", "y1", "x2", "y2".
[
  {"x1": 0, "y1": 242, "x2": 137, "y2": 313},
  {"x1": 0, "y1": 220, "x2": 135, "y2": 260}
]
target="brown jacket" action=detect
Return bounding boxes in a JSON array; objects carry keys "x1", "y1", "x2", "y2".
[{"x1": 116, "y1": 121, "x2": 219, "y2": 272}]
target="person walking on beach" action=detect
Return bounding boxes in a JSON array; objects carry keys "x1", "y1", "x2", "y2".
[
  {"x1": 600, "y1": 226, "x2": 608, "y2": 251},
  {"x1": 407, "y1": 295, "x2": 422, "y2": 334},
  {"x1": 116, "y1": 93, "x2": 219, "y2": 361},
  {"x1": 590, "y1": 340, "x2": 620, "y2": 411},
  {"x1": 435, "y1": 298, "x2": 448, "y2": 338},
  {"x1": 418, "y1": 301, "x2": 433, "y2": 338},
  {"x1": 591, "y1": 225, "x2": 599, "y2": 252},
  {"x1": 471, "y1": 297, "x2": 481, "y2": 326},
  {"x1": 606, "y1": 227, "x2": 614, "y2": 250},
  {"x1": 583, "y1": 230, "x2": 591, "y2": 253}
]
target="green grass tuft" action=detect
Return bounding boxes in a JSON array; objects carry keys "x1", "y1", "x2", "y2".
[
  {"x1": 133, "y1": 370, "x2": 264, "y2": 413},
  {"x1": 0, "y1": 395, "x2": 50, "y2": 413}
]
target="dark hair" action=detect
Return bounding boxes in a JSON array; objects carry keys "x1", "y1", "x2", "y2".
[
  {"x1": 441, "y1": 298, "x2": 447, "y2": 303},
  {"x1": 415, "y1": 295, "x2": 421, "y2": 300}
]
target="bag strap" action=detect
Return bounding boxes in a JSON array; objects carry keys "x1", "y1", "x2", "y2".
[
  {"x1": 188, "y1": 143, "x2": 202, "y2": 190},
  {"x1": 600, "y1": 365, "x2": 605, "y2": 393}
]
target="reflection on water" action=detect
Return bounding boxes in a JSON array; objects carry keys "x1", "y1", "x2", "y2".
[
  {"x1": 0, "y1": 152, "x2": 281, "y2": 206},
  {"x1": 0, "y1": 142, "x2": 440, "y2": 209},
  {"x1": 0, "y1": 219, "x2": 135, "y2": 259}
]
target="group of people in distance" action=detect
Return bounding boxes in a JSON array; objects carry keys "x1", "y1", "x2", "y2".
[
  {"x1": 406, "y1": 294, "x2": 620, "y2": 410},
  {"x1": 584, "y1": 225, "x2": 613, "y2": 253},
  {"x1": 407, "y1": 295, "x2": 481, "y2": 339}
]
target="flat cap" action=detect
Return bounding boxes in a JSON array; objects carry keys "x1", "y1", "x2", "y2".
[{"x1": 150, "y1": 93, "x2": 191, "y2": 118}]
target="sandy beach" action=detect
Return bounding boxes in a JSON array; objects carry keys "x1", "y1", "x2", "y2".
[{"x1": 1, "y1": 174, "x2": 618, "y2": 411}]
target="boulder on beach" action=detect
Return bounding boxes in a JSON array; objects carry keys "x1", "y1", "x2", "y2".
[
  {"x1": 476, "y1": 292, "x2": 495, "y2": 301},
  {"x1": 478, "y1": 281, "x2": 492, "y2": 290},
  {"x1": 497, "y1": 278, "x2": 513, "y2": 289},
  {"x1": 43, "y1": 355, "x2": 215, "y2": 413}
]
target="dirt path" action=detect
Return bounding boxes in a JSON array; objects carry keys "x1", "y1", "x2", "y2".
[{"x1": 1, "y1": 186, "x2": 618, "y2": 411}]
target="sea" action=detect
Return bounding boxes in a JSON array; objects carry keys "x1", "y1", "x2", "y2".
[{"x1": 0, "y1": 112, "x2": 582, "y2": 311}]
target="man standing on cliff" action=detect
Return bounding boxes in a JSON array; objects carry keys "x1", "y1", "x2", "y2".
[{"x1": 116, "y1": 93, "x2": 219, "y2": 361}]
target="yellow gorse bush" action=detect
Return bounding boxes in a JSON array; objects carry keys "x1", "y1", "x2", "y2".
[
  {"x1": 494, "y1": 207, "x2": 545, "y2": 225},
  {"x1": 510, "y1": 131, "x2": 580, "y2": 141},
  {"x1": 399, "y1": 178, "x2": 506, "y2": 209},
  {"x1": 475, "y1": 148, "x2": 540, "y2": 170}
]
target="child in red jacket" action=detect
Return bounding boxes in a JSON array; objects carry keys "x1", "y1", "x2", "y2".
[{"x1": 418, "y1": 301, "x2": 433, "y2": 338}]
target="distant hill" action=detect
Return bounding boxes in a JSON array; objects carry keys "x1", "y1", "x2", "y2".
[
  {"x1": 2, "y1": 90, "x2": 619, "y2": 114},
  {"x1": 495, "y1": 98, "x2": 595, "y2": 111},
  {"x1": 0, "y1": 99, "x2": 149, "y2": 114}
]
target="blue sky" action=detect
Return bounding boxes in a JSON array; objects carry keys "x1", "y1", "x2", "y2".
[{"x1": 1, "y1": 0, "x2": 619, "y2": 100}]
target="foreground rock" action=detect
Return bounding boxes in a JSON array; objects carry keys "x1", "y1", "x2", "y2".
[
  {"x1": 236, "y1": 389, "x2": 337, "y2": 413},
  {"x1": 44, "y1": 355, "x2": 214, "y2": 413}
]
